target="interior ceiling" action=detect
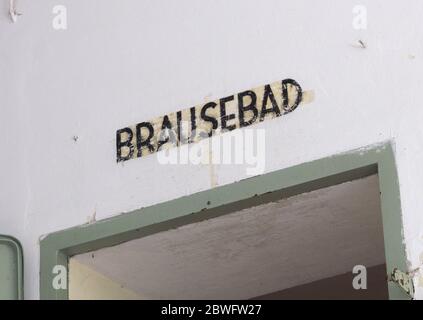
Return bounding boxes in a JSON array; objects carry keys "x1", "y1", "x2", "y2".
[{"x1": 72, "y1": 174, "x2": 386, "y2": 299}]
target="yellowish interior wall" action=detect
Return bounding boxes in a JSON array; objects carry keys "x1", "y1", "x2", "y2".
[{"x1": 69, "y1": 259, "x2": 144, "y2": 300}]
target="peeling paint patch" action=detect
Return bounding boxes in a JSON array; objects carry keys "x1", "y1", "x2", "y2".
[
  {"x1": 339, "y1": 140, "x2": 390, "y2": 157},
  {"x1": 390, "y1": 268, "x2": 415, "y2": 298},
  {"x1": 87, "y1": 209, "x2": 97, "y2": 224}
]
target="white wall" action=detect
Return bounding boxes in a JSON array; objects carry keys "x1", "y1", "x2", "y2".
[{"x1": 1, "y1": 0, "x2": 423, "y2": 299}]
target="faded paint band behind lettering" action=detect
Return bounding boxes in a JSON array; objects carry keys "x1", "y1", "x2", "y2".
[{"x1": 116, "y1": 79, "x2": 313, "y2": 162}]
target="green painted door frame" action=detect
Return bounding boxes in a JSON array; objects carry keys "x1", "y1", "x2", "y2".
[
  {"x1": 0, "y1": 235, "x2": 24, "y2": 300},
  {"x1": 40, "y1": 141, "x2": 409, "y2": 300}
]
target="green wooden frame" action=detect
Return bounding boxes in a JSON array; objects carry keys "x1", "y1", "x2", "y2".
[
  {"x1": 0, "y1": 235, "x2": 24, "y2": 300},
  {"x1": 40, "y1": 141, "x2": 409, "y2": 299}
]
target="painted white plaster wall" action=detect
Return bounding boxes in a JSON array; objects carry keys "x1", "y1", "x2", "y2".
[{"x1": 1, "y1": 0, "x2": 423, "y2": 299}]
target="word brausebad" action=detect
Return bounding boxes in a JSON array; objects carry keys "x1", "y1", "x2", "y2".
[{"x1": 116, "y1": 79, "x2": 306, "y2": 162}]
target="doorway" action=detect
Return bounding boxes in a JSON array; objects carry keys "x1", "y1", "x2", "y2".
[
  {"x1": 40, "y1": 142, "x2": 409, "y2": 299},
  {"x1": 68, "y1": 174, "x2": 388, "y2": 299}
]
